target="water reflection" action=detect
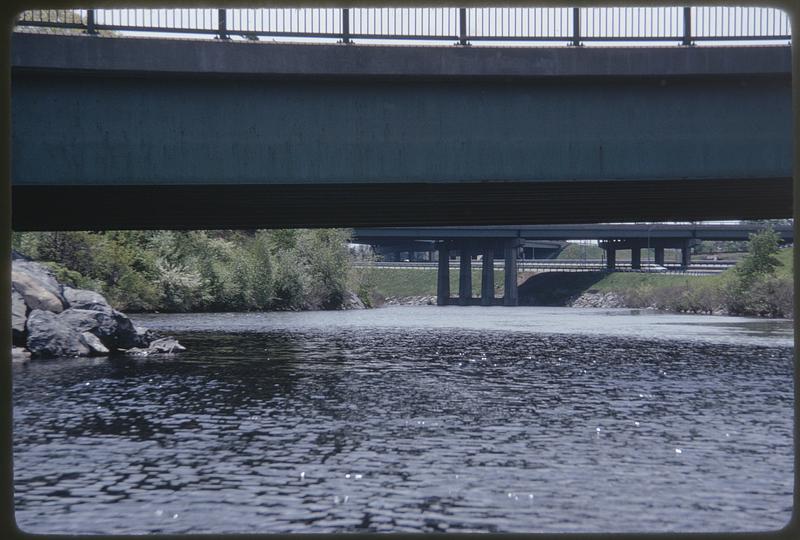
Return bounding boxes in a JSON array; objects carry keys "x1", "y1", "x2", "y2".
[{"x1": 13, "y1": 317, "x2": 794, "y2": 534}]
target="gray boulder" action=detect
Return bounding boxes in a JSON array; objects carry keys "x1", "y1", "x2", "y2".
[
  {"x1": 81, "y1": 332, "x2": 110, "y2": 355},
  {"x1": 11, "y1": 290, "x2": 27, "y2": 346},
  {"x1": 58, "y1": 308, "x2": 119, "y2": 349},
  {"x1": 11, "y1": 347, "x2": 31, "y2": 362},
  {"x1": 26, "y1": 309, "x2": 90, "y2": 358},
  {"x1": 63, "y1": 287, "x2": 112, "y2": 313},
  {"x1": 57, "y1": 308, "x2": 139, "y2": 351},
  {"x1": 12, "y1": 269, "x2": 64, "y2": 313},
  {"x1": 112, "y1": 310, "x2": 139, "y2": 349},
  {"x1": 12, "y1": 259, "x2": 64, "y2": 299}
]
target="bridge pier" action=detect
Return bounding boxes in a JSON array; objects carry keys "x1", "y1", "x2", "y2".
[
  {"x1": 681, "y1": 239, "x2": 692, "y2": 270},
  {"x1": 459, "y1": 243, "x2": 473, "y2": 306},
  {"x1": 437, "y1": 243, "x2": 450, "y2": 306},
  {"x1": 481, "y1": 244, "x2": 495, "y2": 306},
  {"x1": 504, "y1": 239, "x2": 520, "y2": 306},
  {"x1": 654, "y1": 247, "x2": 665, "y2": 266},
  {"x1": 631, "y1": 247, "x2": 641, "y2": 270},
  {"x1": 605, "y1": 247, "x2": 617, "y2": 271}
]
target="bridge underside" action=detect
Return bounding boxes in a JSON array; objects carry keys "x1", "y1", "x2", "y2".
[
  {"x1": 10, "y1": 37, "x2": 792, "y2": 230},
  {"x1": 11, "y1": 178, "x2": 791, "y2": 231}
]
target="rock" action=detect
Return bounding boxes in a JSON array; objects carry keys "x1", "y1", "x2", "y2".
[
  {"x1": 11, "y1": 255, "x2": 182, "y2": 359},
  {"x1": 81, "y1": 332, "x2": 110, "y2": 355},
  {"x1": 11, "y1": 347, "x2": 31, "y2": 362},
  {"x1": 341, "y1": 291, "x2": 365, "y2": 310},
  {"x1": 112, "y1": 310, "x2": 139, "y2": 349},
  {"x1": 12, "y1": 260, "x2": 64, "y2": 301},
  {"x1": 11, "y1": 269, "x2": 64, "y2": 313},
  {"x1": 125, "y1": 337, "x2": 185, "y2": 356},
  {"x1": 58, "y1": 308, "x2": 119, "y2": 349},
  {"x1": 11, "y1": 290, "x2": 27, "y2": 346},
  {"x1": 26, "y1": 309, "x2": 90, "y2": 358},
  {"x1": 133, "y1": 326, "x2": 159, "y2": 348},
  {"x1": 63, "y1": 287, "x2": 112, "y2": 313},
  {"x1": 147, "y1": 337, "x2": 186, "y2": 353},
  {"x1": 569, "y1": 291, "x2": 628, "y2": 309}
]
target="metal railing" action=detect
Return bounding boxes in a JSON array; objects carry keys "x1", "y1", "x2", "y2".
[
  {"x1": 16, "y1": 7, "x2": 791, "y2": 45},
  {"x1": 355, "y1": 260, "x2": 731, "y2": 275}
]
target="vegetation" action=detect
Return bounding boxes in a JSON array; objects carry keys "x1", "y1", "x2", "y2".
[
  {"x1": 590, "y1": 227, "x2": 793, "y2": 318},
  {"x1": 12, "y1": 229, "x2": 361, "y2": 312}
]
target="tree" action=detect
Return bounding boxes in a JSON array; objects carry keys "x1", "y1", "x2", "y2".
[{"x1": 735, "y1": 226, "x2": 782, "y2": 287}]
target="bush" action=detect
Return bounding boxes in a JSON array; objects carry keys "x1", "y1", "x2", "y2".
[
  {"x1": 14, "y1": 228, "x2": 362, "y2": 312},
  {"x1": 271, "y1": 251, "x2": 308, "y2": 310},
  {"x1": 297, "y1": 229, "x2": 351, "y2": 309}
]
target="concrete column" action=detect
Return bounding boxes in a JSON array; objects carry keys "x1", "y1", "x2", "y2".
[
  {"x1": 503, "y1": 240, "x2": 518, "y2": 306},
  {"x1": 436, "y1": 244, "x2": 450, "y2": 306},
  {"x1": 481, "y1": 244, "x2": 495, "y2": 306},
  {"x1": 393, "y1": 250, "x2": 401, "y2": 262},
  {"x1": 654, "y1": 247, "x2": 665, "y2": 266},
  {"x1": 681, "y1": 239, "x2": 691, "y2": 270},
  {"x1": 631, "y1": 247, "x2": 641, "y2": 270},
  {"x1": 459, "y1": 244, "x2": 472, "y2": 306},
  {"x1": 605, "y1": 247, "x2": 616, "y2": 271}
]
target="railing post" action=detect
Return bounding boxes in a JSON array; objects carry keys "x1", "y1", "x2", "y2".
[
  {"x1": 341, "y1": 8, "x2": 351, "y2": 43},
  {"x1": 217, "y1": 9, "x2": 229, "y2": 40},
  {"x1": 682, "y1": 7, "x2": 693, "y2": 45},
  {"x1": 459, "y1": 8, "x2": 468, "y2": 45},
  {"x1": 85, "y1": 9, "x2": 98, "y2": 35},
  {"x1": 571, "y1": 7, "x2": 582, "y2": 46}
]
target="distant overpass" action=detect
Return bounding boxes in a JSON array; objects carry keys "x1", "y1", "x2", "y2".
[
  {"x1": 10, "y1": 32, "x2": 792, "y2": 230},
  {"x1": 352, "y1": 223, "x2": 793, "y2": 264},
  {"x1": 351, "y1": 223, "x2": 793, "y2": 306},
  {"x1": 352, "y1": 223, "x2": 794, "y2": 242}
]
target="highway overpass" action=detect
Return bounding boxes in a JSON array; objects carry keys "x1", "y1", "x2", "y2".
[{"x1": 10, "y1": 32, "x2": 792, "y2": 230}]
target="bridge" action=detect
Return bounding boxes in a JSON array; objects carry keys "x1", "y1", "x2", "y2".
[
  {"x1": 10, "y1": 7, "x2": 793, "y2": 231},
  {"x1": 351, "y1": 223, "x2": 793, "y2": 305}
]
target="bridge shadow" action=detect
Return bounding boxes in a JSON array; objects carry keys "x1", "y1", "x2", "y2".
[{"x1": 517, "y1": 272, "x2": 606, "y2": 306}]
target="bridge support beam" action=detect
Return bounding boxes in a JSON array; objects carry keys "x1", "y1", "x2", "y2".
[
  {"x1": 681, "y1": 239, "x2": 692, "y2": 270},
  {"x1": 631, "y1": 247, "x2": 641, "y2": 270},
  {"x1": 481, "y1": 244, "x2": 495, "y2": 306},
  {"x1": 504, "y1": 239, "x2": 520, "y2": 306},
  {"x1": 437, "y1": 243, "x2": 450, "y2": 306},
  {"x1": 459, "y1": 243, "x2": 473, "y2": 306},
  {"x1": 606, "y1": 247, "x2": 616, "y2": 271},
  {"x1": 654, "y1": 247, "x2": 665, "y2": 266}
]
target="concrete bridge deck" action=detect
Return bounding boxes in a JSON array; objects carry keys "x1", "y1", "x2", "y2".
[{"x1": 10, "y1": 33, "x2": 792, "y2": 231}]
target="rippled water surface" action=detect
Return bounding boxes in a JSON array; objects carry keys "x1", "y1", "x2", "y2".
[{"x1": 13, "y1": 307, "x2": 794, "y2": 533}]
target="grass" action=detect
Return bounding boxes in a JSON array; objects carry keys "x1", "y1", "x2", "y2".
[
  {"x1": 367, "y1": 267, "x2": 505, "y2": 298},
  {"x1": 589, "y1": 272, "x2": 717, "y2": 292}
]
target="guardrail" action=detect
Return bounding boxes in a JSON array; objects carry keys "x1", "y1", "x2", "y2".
[
  {"x1": 355, "y1": 260, "x2": 729, "y2": 275},
  {"x1": 16, "y1": 7, "x2": 791, "y2": 45}
]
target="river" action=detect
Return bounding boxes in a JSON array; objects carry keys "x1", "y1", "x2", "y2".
[{"x1": 13, "y1": 306, "x2": 794, "y2": 534}]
